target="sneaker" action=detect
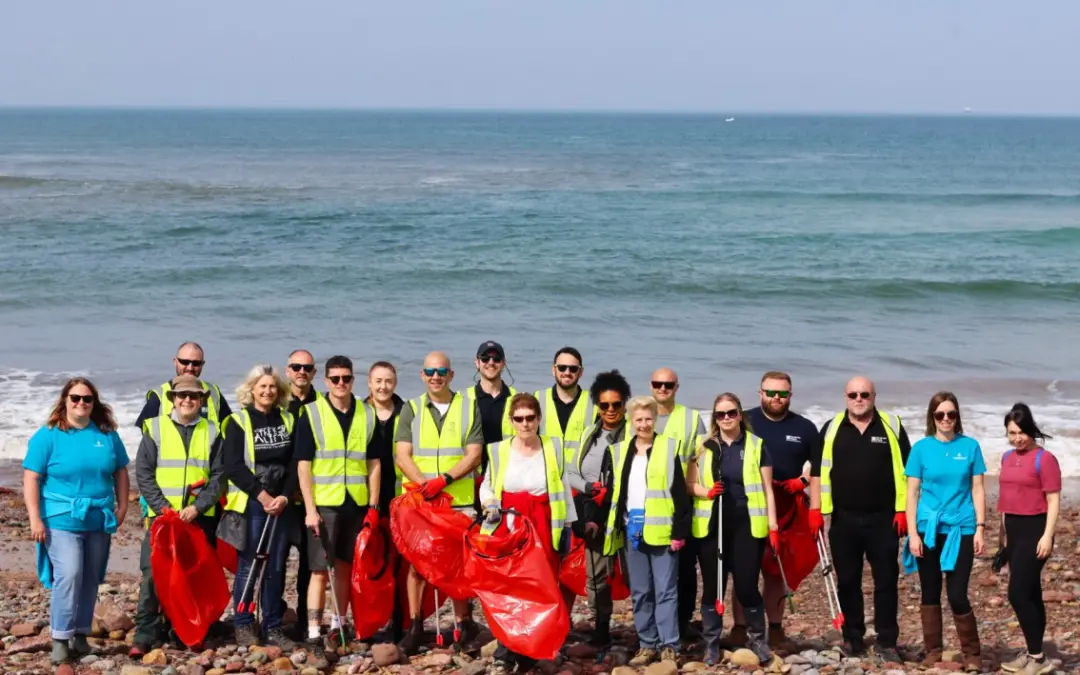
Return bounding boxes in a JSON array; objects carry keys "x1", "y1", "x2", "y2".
[
  {"x1": 51, "y1": 639, "x2": 70, "y2": 665},
  {"x1": 660, "y1": 646, "x2": 679, "y2": 663},
  {"x1": 876, "y1": 646, "x2": 902, "y2": 664},
  {"x1": 1019, "y1": 657, "x2": 1054, "y2": 675},
  {"x1": 265, "y1": 628, "x2": 297, "y2": 652},
  {"x1": 234, "y1": 623, "x2": 258, "y2": 647},
  {"x1": 69, "y1": 634, "x2": 92, "y2": 657},
  {"x1": 1001, "y1": 652, "x2": 1030, "y2": 673},
  {"x1": 629, "y1": 648, "x2": 658, "y2": 666}
]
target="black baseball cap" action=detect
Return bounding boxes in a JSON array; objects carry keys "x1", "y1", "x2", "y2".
[{"x1": 476, "y1": 341, "x2": 505, "y2": 359}]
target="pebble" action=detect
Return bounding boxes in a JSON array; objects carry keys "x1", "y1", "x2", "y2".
[
  {"x1": 291, "y1": 651, "x2": 308, "y2": 666},
  {"x1": 247, "y1": 650, "x2": 269, "y2": 665},
  {"x1": 300, "y1": 668, "x2": 320, "y2": 675},
  {"x1": 644, "y1": 661, "x2": 678, "y2": 675},
  {"x1": 92, "y1": 659, "x2": 117, "y2": 671},
  {"x1": 729, "y1": 648, "x2": 761, "y2": 667},
  {"x1": 371, "y1": 643, "x2": 400, "y2": 667},
  {"x1": 82, "y1": 654, "x2": 102, "y2": 664},
  {"x1": 271, "y1": 656, "x2": 294, "y2": 670}
]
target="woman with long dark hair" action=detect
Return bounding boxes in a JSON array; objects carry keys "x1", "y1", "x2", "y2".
[{"x1": 23, "y1": 378, "x2": 130, "y2": 665}]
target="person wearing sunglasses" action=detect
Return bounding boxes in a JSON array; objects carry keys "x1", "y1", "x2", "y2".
[
  {"x1": 283, "y1": 348, "x2": 319, "y2": 637},
  {"x1": 685, "y1": 393, "x2": 779, "y2": 665},
  {"x1": 135, "y1": 341, "x2": 232, "y2": 429},
  {"x1": 395, "y1": 351, "x2": 485, "y2": 654},
  {"x1": 285, "y1": 349, "x2": 321, "y2": 417},
  {"x1": 809, "y1": 376, "x2": 911, "y2": 662},
  {"x1": 535, "y1": 347, "x2": 596, "y2": 453},
  {"x1": 567, "y1": 369, "x2": 632, "y2": 648},
  {"x1": 464, "y1": 341, "x2": 517, "y2": 503},
  {"x1": 296, "y1": 355, "x2": 381, "y2": 651},
  {"x1": 23, "y1": 378, "x2": 129, "y2": 665},
  {"x1": 479, "y1": 393, "x2": 576, "y2": 675},
  {"x1": 903, "y1": 392, "x2": 986, "y2": 671}
]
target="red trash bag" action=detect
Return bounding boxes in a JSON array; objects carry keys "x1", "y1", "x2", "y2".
[
  {"x1": 558, "y1": 534, "x2": 631, "y2": 601},
  {"x1": 464, "y1": 517, "x2": 569, "y2": 660},
  {"x1": 350, "y1": 523, "x2": 398, "y2": 639},
  {"x1": 216, "y1": 540, "x2": 238, "y2": 574},
  {"x1": 150, "y1": 511, "x2": 231, "y2": 647},
  {"x1": 390, "y1": 488, "x2": 474, "y2": 601},
  {"x1": 761, "y1": 491, "x2": 820, "y2": 592}
]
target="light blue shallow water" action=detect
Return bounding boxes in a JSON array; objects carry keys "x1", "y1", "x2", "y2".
[{"x1": 1, "y1": 110, "x2": 1078, "y2": 470}]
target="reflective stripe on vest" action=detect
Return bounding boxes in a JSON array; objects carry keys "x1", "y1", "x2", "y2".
[
  {"x1": 480, "y1": 435, "x2": 567, "y2": 549},
  {"x1": 144, "y1": 416, "x2": 218, "y2": 515},
  {"x1": 401, "y1": 393, "x2": 475, "y2": 507},
  {"x1": 690, "y1": 433, "x2": 768, "y2": 538},
  {"x1": 658, "y1": 404, "x2": 703, "y2": 466},
  {"x1": 604, "y1": 436, "x2": 679, "y2": 554},
  {"x1": 819, "y1": 411, "x2": 906, "y2": 515},
  {"x1": 536, "y1": 387, "x2": 596, "y2": 462},
  {"x1": 157, "y1": 381, "x2": 224, "y2": 427},
  {"x1": 223, "y1": 409, "x2": 295, "y2": 513},
  {"x1": 464, "y1": 385, "x2": 517, "y2": 439},
  {"x1": 305, "y1": 397, "x2": 374, "y2": 508}
]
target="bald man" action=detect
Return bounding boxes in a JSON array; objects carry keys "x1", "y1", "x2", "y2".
[
  {"x1": 135, "y1": 341, "x2": 232, "y2": 428},
  {"x1": 394, "y1": 352, "x2": 484, "y2": 654},
  {"x1": 810, "y1": 376, "x2": 911, "y2": 663}
]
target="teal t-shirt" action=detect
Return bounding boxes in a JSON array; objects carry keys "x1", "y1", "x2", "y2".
[
  {"x1": 904, "y1": 434, "x2": 986, "y2": 532},
  {"x1": 23, "y1": 424, "x2": 130, "y2": 532}
]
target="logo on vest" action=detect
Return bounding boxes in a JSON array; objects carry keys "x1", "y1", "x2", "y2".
[{"x1": 870, "y1": 436, "x2": 888, "y2": 444}]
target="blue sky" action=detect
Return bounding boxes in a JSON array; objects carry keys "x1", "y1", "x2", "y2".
[{"x1": 3, "y1": 1, "x2": 1078, "y2": 114}]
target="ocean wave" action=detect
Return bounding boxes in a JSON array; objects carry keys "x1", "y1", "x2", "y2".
[{"x1": 696, "y1": 189, "x2": 1080, "y2": 206}]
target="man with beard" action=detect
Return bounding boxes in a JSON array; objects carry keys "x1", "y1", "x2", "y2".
[
  {"x1": 284, "y1": 349, "x2": 320, "y2": 639},
  {"x1": 286, "y1": 349, "x2": 321, "y2": 416},
  {"x1": 535, "y1": 347, "x2": 596, "y2": 457},
  {"x1": 464, "y1": 341, "x2": 517, "y2": 502},
  {"x1": 135, "y1": 342, "x2": 232, "y2": 428}
]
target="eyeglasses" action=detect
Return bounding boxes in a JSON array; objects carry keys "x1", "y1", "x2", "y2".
[
  {"x1": 478, "y1": 355, "x2": 503, "y2": 364},
  {"x1": 423, "y1": 367, "x2": 450, "y2": 377},
  {"x1": 846, "y1": 391, "x2": 872, "y2": 400},
  {"x1": 176, "y1": 358, "x2": 205, "y2": 367},
  {"x1": 68, "y1": 394, "x2": 94, "y2": 404},
  {"x1": 511, "y1": 414, "x2": 537, "y2": 424},
  {"x1": 934, "y1": 410, "x2": 959, "y2": 421},
  {"x1": 763, "y1": 389, "x2": 791, "y2": 399},
  {"x1": 172, "y1": 390, "x2": 206, "y2": 401},
  {"x1": 328, "y1": 375, "x2": 354, "y2": 385},
  {"x1": 713, "y1": 408, "x2": 740, "y2": 420},
  {"x1": 597, "y1": 401, "x2": 623, "y2": 411},
  {"x1": 288, "y1": 363, "x2": 315, "y2": 373},
  {"x1": 651, "y1": 381, "x2": 677, "y2": 390},
  {"x1": 555, "y1": 364, "x2": 581, "y2": 374}
]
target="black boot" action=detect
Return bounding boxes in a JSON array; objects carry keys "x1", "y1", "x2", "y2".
[
  {"x1": 701, "y1": 602, "x2": 723, "y2": 665},
  {"x1": 745, "y1": 605, "x2": 773, "y2": 664},
  {"x1": 398, "y1": 620, "x2": 425, "y2": 656},
  {"x1": 588, "y1": 614, "x2": 611, "y2": 647}
]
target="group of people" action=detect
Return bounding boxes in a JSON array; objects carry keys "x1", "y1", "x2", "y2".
[{"x1": 22, "y1": 341, "x2": 1062, "y2": 675}]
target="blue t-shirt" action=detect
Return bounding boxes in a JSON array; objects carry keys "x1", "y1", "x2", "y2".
[
  {"x1": 904, "y1": 434, "x2": 986, "y2": 533},
  {"x1": 23, "y1": 425, "x2": 130, "y2": 532}
]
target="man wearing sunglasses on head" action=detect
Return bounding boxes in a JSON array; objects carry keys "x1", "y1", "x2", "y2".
[
  {"x1": 283, "y1": 349, "x2": 320, "y2": 639},
  {"x1": 535, "y1": 347, "x2": 596, "y2": 459},
  {"x1": 809, "y1": 376, "x2": 911, "y2": 663},
  {"x1": 135, "y1": 341, "x2": 232, "y2": 429},
  {"x1": 394, "y1": 351, "x2": 484, "y2": 654}
]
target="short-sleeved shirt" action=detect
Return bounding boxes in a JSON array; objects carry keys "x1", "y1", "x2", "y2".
[
  {"x1": 706, "y1": 433, "x2": 773, "y2": 509},
  {"x1": 23, "y1": 424, "x2": 130, "y2": 532},
  {"x1": 744, "y1": 407, "x2": 819, "y2": 481},
  {"x1": 998, "y1": 447, "x2": 1062, "y2": 516},
  {"x1": 904, "y1": 434, "x2": 986, "y2": 528},
  {"x1": 393, "y1": 392, "x2": 484, "y2": 447}
]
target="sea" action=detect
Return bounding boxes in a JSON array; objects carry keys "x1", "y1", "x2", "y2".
[{"x1": 1, "y1": 109, "x2": 1078, "y2": 478}]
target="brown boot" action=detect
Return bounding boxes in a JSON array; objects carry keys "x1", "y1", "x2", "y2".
[
  {"x1": 768, "y1": 623, "x2": 789, "y2": 650},
  {"x1": 953, "y1": 610, "x2": 982, "y2": 672},
  {"x1": 719, "y1": 624, "x2": 747, "y2": 648},
  {"x1": 920, "y1": 605, "x2": 943, "y2": 666}
]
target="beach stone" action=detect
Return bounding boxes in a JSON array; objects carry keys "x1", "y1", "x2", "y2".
[
  {"x1": 730, "y1": 648, "x2": 761, "y2": 667},
  {"x1": 9, "y1": 622, "x2": 37, "y2": 637},
  {"x1": 612, "y1": 668, "x2": 638, "y2": 675},
  {"x1": 645, "y1": 661, "x2": 678, "y2": 675},
  {"x1": 481, "y1": 640, "x2": 499, "y2": 657},
  {"x1": 6, "y1": 633, "x2": 51, "y2": 654},
  {"x1": 56, "y1": 665, "x2": 75, "y2": 675},
  {"x1": 185, "y1": 666, "x2": 207, "y2": 675},
  {"x1": 143, "y1": 648, "x2": 168, "y2": 665},
  {"x1": 109, "y1": 629, "x2": 127, "y2": 640},
  {"x1": 207, "y1": 670, "x2": 226, "y2": 675},
  {"x1": 82, "y1": 654, "x2": 102, "y2": 664},
  {"x1": 162, "y1": 667, "x2": 180, "y2": 675},
  {"x1": 418, "y1": 652, "x2": 453, "y2": 667},
  {"x1": 1043, "y1": 590, "x2": 1074, "y2": 602},
  {"x1": 800, "y1": 670, "x2": 819, "y2": 675},
  {"x1": 371, "y1": 643, "x2": 400, "y2": 666},
  {"x1": 93, "y1": 660, "x2": 118, "y2": 671},
  {"x1": 291, "y1": 652, "x2": 308, "y2": 665},
  {"x1": 462, "y1": 661, "x2": 489, "y2": 675},
  {"x1": 271, "y1": 656, "x2": 295, "y2": 670},
  {"x1": 225, "y1": 663, "x2": 247, "y2": 673},
  {"x1": 300, "y1": 669, "x2": 320, "y2": 675},
  {"x1": 883, "y1": 670, "x2": 907, "y2": 675},
  {"x1": 566, "y1": 643, "x2": 597, "y2": 659},
  {"x1": 261, "y1": 645, "x2": 284, "y2": 660},
  {"x1": 95, "y1": 602, "x2": 135, "y2": 632},
  {"x1": 683, "y1": 662, "x2": 709, "y2": 671},
  {"x1": 248, "y1": 650, "x2": 269, "y2": 665},
  {"x1": 121, "y1": 667, "x2": 153, "y2": 675}
]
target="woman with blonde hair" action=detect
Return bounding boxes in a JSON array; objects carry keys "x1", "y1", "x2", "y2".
[{"x1": 219, "y1": 364, "x2": 298, "y2": 649}]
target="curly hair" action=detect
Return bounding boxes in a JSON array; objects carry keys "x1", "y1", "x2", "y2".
[{"x1": 589, "y1": 369, "x2": 631, "y2": 405}]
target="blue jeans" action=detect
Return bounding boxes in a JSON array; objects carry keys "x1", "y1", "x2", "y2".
[
  {"x1": 45, "y1": 529, "x2": 111, "y2": 639},
  {"x1": 232, "y1": 500, "x2": 288, "y2": 631},
  {"x1": 624, "y1": 542, "x2": 680, "y2": 650}
]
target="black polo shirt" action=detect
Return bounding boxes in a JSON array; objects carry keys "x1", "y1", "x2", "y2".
[
  {"x1": 473, "y1": 383, "x2": 511, "y2": 447},
  {"x1": 287, "y1": 387, "x2": 320, "y2": 418},
  {"x1": 811, "y1": 409, "x2": 912, "y2": 514},
  {"x1": 553, "y1": 387, "x2": 582, "y2": 436}
]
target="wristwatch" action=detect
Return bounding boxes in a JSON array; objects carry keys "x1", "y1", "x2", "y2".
[{"x1": 442, "y1": 472, "x2": 455, "y2": 485}]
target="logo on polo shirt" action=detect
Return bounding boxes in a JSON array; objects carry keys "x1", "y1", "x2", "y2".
[
  {"x1": 786, "y1": 435, "x2": 802, "y2": 443},
  {"x1": 870, "y1": 436, "x2": 888, "y2": 444}
]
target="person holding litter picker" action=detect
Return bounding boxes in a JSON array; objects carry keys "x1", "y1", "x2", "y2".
[
  {"x1": 685, "y1": 393, "x2": 780, "y2": 666},
  {"x1": 133, "y1": 374, "x2": 225, "y2": 656},
  {"x1": 218, "y1": 365, "x2": 298, "y2": 650}
]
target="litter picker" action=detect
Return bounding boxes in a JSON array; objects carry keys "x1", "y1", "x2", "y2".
[
  {"x1": 815, "y1": 533, "x2": 844, "y2": 630},
  {"x1": 771, "y1": 541, "x2": 797, "y2": 614},
  {"x1": 317, "y1": 526, "x2": 349, "y2": 649},
  {"x1": 235, "y1": 515, "x2": 278, "y2": 615},
  {"x1": 715, "y1": 487, "x2": 725, "y2": 617}
]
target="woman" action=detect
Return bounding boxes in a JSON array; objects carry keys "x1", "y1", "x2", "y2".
[
  {"x1": 600, "y1": 396, "x2": 691, "y2": 667},
  {"x1": 219, "y1": 365, "x2": 296, "y2": 649},
  {"x1": 904, "y1": 392, "x2": 986, "y2": 671},
  {"x1": 685, "y1": 393, "x2": 779, "y2": 665},
  {"x1": 480, "y1": 393, "x2": 576, "y2": 674},
  {"x1": 23, "y1": 378, "x2": 130, "y2": 665},
  {"x1": 998, "y1": 403, "x2": 1061, "y2": 675}
]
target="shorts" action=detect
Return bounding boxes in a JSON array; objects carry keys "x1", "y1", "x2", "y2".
[{"x1": 307, "y1": 504, "x2": 366, "y2": 571}]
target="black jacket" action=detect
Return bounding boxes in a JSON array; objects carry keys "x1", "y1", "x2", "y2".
[{"x1": 597, "y1": 433, "x2": 692, "y2": 543}]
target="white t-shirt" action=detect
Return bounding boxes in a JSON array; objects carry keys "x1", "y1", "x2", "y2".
[
  {"x1": 627, "y1": 452, "x2": 648, "y2": 511},
  {"x1": 432, "y1": 400, "x2": 451, "y2": 417},
  {"x1": 501, "y1": 449, "x2": 548, "y2": 496}
]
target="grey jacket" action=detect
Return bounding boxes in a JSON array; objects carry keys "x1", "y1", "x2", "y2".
[{"x1": 136, "y1": 415, "x2": 225, "y2": 516}]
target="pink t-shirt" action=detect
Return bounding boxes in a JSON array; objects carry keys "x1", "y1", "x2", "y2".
[{"x1": 997, "y1": 447, "x2": 1062, "y2": 515}]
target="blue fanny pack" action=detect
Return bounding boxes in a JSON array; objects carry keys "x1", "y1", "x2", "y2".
[{"x1": 627, "y1": 509, "x2": 646, "y2": 550}]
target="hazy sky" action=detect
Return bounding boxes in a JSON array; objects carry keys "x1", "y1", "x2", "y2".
[{"x1": 4, "y1": 1, "x2": 1079, "y2": 114}]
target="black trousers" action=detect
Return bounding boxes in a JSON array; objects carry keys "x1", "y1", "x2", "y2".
[
  {"x1": 1005, "y1": 513, "x2": 1050, "y2": 654},
  {"x1": 677, "y1": 543, "x2": 699, "y2": 628},
  {"x1": 680, "y1": 509, "x2": 766, "y2": 625},
  {"x1": 915, "y1": 532, "x2": 974, "y2": 614},
  {"x1": 829, "y1": 509, "x2": 899, "y2": 647}
]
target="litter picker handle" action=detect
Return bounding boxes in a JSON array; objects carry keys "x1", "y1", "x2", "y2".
[{"x1": 182, "y1": 478, "x2": 209, "y2": 509}]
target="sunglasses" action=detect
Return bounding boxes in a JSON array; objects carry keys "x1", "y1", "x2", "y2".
[
  {"x1": 651, "y1": 381, "x2": 677, "y2": 390},
  {"x1": 763, "y1": 389, "x2": 791, "y2": 399},
  {"x1": 597, "y1": 400, "x2": 623, "y2": 411},
  {"x1": 328, "y1": 375, "x2": 354, "y2": 385},
  {"x1": 288, "y1": 363, "x2": 315, "y2": 373},
  {"x1": 176, "y1": 358, "x2": 205, "y2": 367},
  {"x1": 846, "y1": 391, "x2": 872, "y2": 400},
  {"x1": 934, "y1": 410, "x2": 959, "y2": 421},
  {"x1": 556, "y1": 364, "x2": 581, "y2": 374},
  {"x1": 713, "y1": 408, "x2": 740, "y2": 420},
  {"x1": 68, "y1": 394, "x2": 94, "y2": 404},
  {"x1": 512, "y1": 414, "x2": 537, "y2": 424},
  {"x1": 479, "y1": 355, "x2": 503, "y2": 364},
  {"x1": 172, "y1": 390, "x2": 206, "y2": 401},
  {"x1": 423, "y1": 367, "x2": 450, "y2": 377}
]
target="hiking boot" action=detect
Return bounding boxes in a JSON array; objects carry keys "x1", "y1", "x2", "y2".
[
  {"x1": 306, "y1": 636, "x2": 326, "y2": 658},
  {"x1": 768, "y1": 623, "x2": 790, "y2": 650},
  {"x1": 660, "y1": 646, "x2": 678, "y2": 663},
  {"x1": 745, "y1": 605, "x2": 773, "y2": 664},
  {"x1": 587, "y1": 617, "x2": 611, "y2": 647},
  {"x1": 876, "y1": 646, "x2": 902, "y2": 664},
  {"x1": 50, "y1": 639, "x2": 70, "y2": 665},
  {"x1": 840, "y1": 638, "x2": 867, "y2": 657},
  {"x1": 265, "y1": 627, "x2": 297, "y2": 652},
  {"x1": 69, "y1": 634, "x2": 92, "y2": 657},
  {"x1": 398, "y1": 621, "x2": 425, "y2": 656},
  {"x1": 629, "y1": 648, "x2": 658, "y2": 666},
  {"x1": 719, "y1": 624, "x2": 747, "y2": 648},
  {"x1": 455, "y1": 618, "x2": 481, "y2": 648},
  {"x1": 704, "y1": 644, "x2": 720, "y2": 666},
  {"x1": 234, "y1": 623, "x2": 258, "y2": 647},
  {"x1": 953, "y1": 611, "x2": 982, "y2": 672},
  {"x1": 920, "y1": 605, "x2": 943, "y2": 666}
]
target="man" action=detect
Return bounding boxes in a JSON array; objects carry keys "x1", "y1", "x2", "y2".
[
  {"x1": 809, "y1": 376, "x2": 911, "y2": 663},
  {"x1": 535, "y1": 347, "x2": 596, "y2": 459},
  {"x1": 465, "y1": 341, "x2": 516, "y2": 446},
  {"x1": 726, "y1": 371, "x2": 821, "y2": 647},
  {"x1": 395, "y1": 352, "x2": 484, "y2": 654},
  {"x1": 284, "y1": 349, "x2": 319, "y2": 639},
  {"x1": 286, "y1": 349, "x2": 321, "y2": 416},
  {"x1": 135, "y1": 342, "x2": 232, "y2": 428},
  {"x1": 295, "y1": 356, "x2": 381, "y2": 650},
  {"x1": 132, "y1": 375, "x2": 225, "y2": 655}
]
